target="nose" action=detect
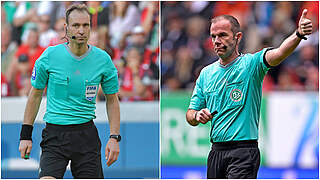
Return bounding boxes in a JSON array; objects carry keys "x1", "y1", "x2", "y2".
[
  {"x1": 78, "y1": 26, "x2": 84, "y2": 35},
  {"x1": 212, "y1": 38, "x2": 222, "y2": 48},
  {"x1": 214, "y1": 36, "x2": 222, "y2": 45}
]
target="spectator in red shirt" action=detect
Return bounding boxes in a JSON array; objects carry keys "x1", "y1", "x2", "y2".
[
  {"x1": 119, "y1": 46, "x2": 154, "y2": 101},
  {"x1": 15, "y1": 28, "x2": 45, "y2": 69},
  {"x1": 6, "y1": 27, "x2": 45, "y2": 96}
]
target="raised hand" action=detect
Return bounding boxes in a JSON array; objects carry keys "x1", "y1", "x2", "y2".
[{"x1": 298, "y1": 9, "x2": 313, "y2": 36}]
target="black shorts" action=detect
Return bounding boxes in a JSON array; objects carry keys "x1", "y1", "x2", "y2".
[
  {"x1": 39, "y1": 120, "x2": 103, "y2": 179},
  {"x1": 207, "y1": 140, "x2": 260, "y2": 179}
]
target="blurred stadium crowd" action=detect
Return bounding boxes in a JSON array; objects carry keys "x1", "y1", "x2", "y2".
[
  {"x1": 161, "y1": 1, "x2": 319, "y2": 92},
  {"x1": 1, "y1": 1, "x2": 159, "y2": 101}
]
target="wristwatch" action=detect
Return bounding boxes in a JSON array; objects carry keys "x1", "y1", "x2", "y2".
[
  {"x1": 296, "y1": 30, "x2": 307, "y2": 40},
  {"x1": 110, "y1": 134, "x2": 121, "y2": 142}
]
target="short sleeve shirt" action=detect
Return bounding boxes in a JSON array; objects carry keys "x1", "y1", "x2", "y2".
[
  {"x1": 31, "y1": 43, "x2": 119, "y2": 125},
  {"x1": 189, "y1": 48, "x2": 270, "y2": 142}
]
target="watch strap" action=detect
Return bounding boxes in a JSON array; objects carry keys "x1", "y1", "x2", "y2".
[
  {"x1": 296, "y1": 30, "x2": 307, "y2": 40},
  {"x1": 110, "y1": 134, "x2": 121, "y2": 142}
]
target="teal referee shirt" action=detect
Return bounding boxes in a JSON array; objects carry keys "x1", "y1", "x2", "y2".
[
  {"x1": 189, "y1": 48, "x2": 271, "y2": 142},
  {"x1": 31, "y1": 43, "x2": 119, "y2": 125}
]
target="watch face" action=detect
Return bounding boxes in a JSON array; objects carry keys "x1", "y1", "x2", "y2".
[{"x1": 110, "y1": 135, "x2": 121, "y2": 142}]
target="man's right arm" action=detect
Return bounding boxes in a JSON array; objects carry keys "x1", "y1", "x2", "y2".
[
  {"x1": 23, "y1": 87, "x2": 44, "y2": 125},
  {"x1": 19, "y1": 87, "x2": 43, "y2": 159},
  {"x1": 186, "y1": 109, "x2": 199, "y2": 126},
  {"x1": 186, "y1": 69, "x2": 213, "y2": 126}
]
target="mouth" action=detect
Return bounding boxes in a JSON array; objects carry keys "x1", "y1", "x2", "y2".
[
  {"x1": 74, "y1": 36, "x2": 86, "y2": 39},
  {"x1": 215, "y1": 48, "x2": 225, "y2": 53}
]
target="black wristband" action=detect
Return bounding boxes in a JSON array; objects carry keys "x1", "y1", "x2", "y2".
[
  {"x1": 194, "y1": 111, "x2": 198, "y2": 120},
  {"x1": 296, "y1": 30, "x2": 307, "y2": 40},
  {"x1": 20, "y1": 124, "x2": 33, "y2": 141}
]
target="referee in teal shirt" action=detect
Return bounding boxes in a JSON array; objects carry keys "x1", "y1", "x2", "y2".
[
  {"x1": 19, "y1": 4, "x2": 121, "y2": 179},
  {"x1": 186, "y1": 10, "x2": 313, "y2": 179}
]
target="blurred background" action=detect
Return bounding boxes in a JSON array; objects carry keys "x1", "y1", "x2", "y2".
[
  {"x1": 1, "y1": 1, "x2": 159, "y2": 178},
  {"x1": 161, "y1": 1, "x2": 319, "y2": 179}
]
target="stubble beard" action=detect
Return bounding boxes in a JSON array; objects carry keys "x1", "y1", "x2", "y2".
[{"x1": 218, "y1": 40, "x2": 237, "y2": 61}]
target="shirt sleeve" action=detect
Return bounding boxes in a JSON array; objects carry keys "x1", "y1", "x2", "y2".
[
  {"x1": 31, "y1": 48, "x2": 49, "y2": 89},
  {"x1": 101, "y1": 54, "x2": 119, "y2": 94},
  {"x1": 250, "y1": 48, "x2": 272, "y2": 82},
  {"x1": 188, "y1": 70, "x2": 206, "y2": 110}
]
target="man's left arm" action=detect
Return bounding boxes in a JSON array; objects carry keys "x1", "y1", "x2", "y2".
[
  {"x1": 266, "y1": 9, "x2": 313, "y2": 66},
  {"x1": 105, "y1": 93, "x2": 120, "y2": 166}
]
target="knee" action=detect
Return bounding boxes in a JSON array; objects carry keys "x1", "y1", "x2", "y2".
[{"x1": 40, "y1": 176, "x2": 56, "y2": 179}]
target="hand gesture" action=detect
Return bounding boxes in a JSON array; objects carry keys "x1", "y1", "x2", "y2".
[
  {"x1": 19, "y1": 140, "x2": 32, "y2": 159},
  {"x1": 195, "y1": 108, "x2": 213, "y2": 124},
  {"x1": 298, "y1": 9, "x2": 313, "y2": 36},
  {"x1": 105, "y1": 138, "x2": 120, "y2": 167}
]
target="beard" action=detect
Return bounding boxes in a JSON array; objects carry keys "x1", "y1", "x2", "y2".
[{"x1": 217, "y1": 41, "x2": 237, "y2": 60}]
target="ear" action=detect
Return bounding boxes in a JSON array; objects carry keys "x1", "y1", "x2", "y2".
[
  {"x1": 64, "y1": 23, "x2": 68, "y2": 32},
  {"x1": 235, "y1": 32, "x2": 243, "y2": 42}
]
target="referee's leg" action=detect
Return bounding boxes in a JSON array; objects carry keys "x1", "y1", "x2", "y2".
[
  {"x1": 70, "y1": 123, "x2": 104, "y2": 178},
  {"x1": 39, "y1": 151, "x2": 69, "y2": 179},
  {"x1": 226, "y1": 147, "x2": 260, "y2": 179},
  {"x1": 39, "y1": 128, "x2": 70, "y2": 178},
  {"x1": 207, "y1": 149, "x2": 226, "y2": 178}
]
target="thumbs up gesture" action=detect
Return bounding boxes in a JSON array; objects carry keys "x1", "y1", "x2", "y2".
[{"x1": 298, "y1": 9, "x2": 313, "y2": 36}]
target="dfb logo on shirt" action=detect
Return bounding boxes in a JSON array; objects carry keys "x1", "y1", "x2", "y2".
[
  {"x1": 31, "y1": 67, "x2": 36, "y2": 80},
  {"x1": 85, "y1": 85, "x2": 98, "y2": 101},
  {"x1": 230, "y1": 89, "x2": 243, "y2": 102}
]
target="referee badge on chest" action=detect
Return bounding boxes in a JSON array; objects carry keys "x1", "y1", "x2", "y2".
[
  {"x1": 230, "y1": 89, "x2": 243, "y2": 102},
  {"x1": 85, "y1": 85, "x2": 98, "y2": 101}
]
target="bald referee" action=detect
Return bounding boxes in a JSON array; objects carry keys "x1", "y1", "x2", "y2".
[
  {"x1": 18, "y1": 4, "x2": 120, "y2": 179},
  {"x1": 186, "y1": 9, "x2": 313, "y2": 179}
]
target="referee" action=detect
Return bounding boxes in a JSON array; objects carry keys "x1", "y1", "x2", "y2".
[
  {"x1": 186, "y1": 9, "x2": 313, "y2": 178},
  {"x1": 18, "y1": 4, "x2": 121, "y2": 179}
]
